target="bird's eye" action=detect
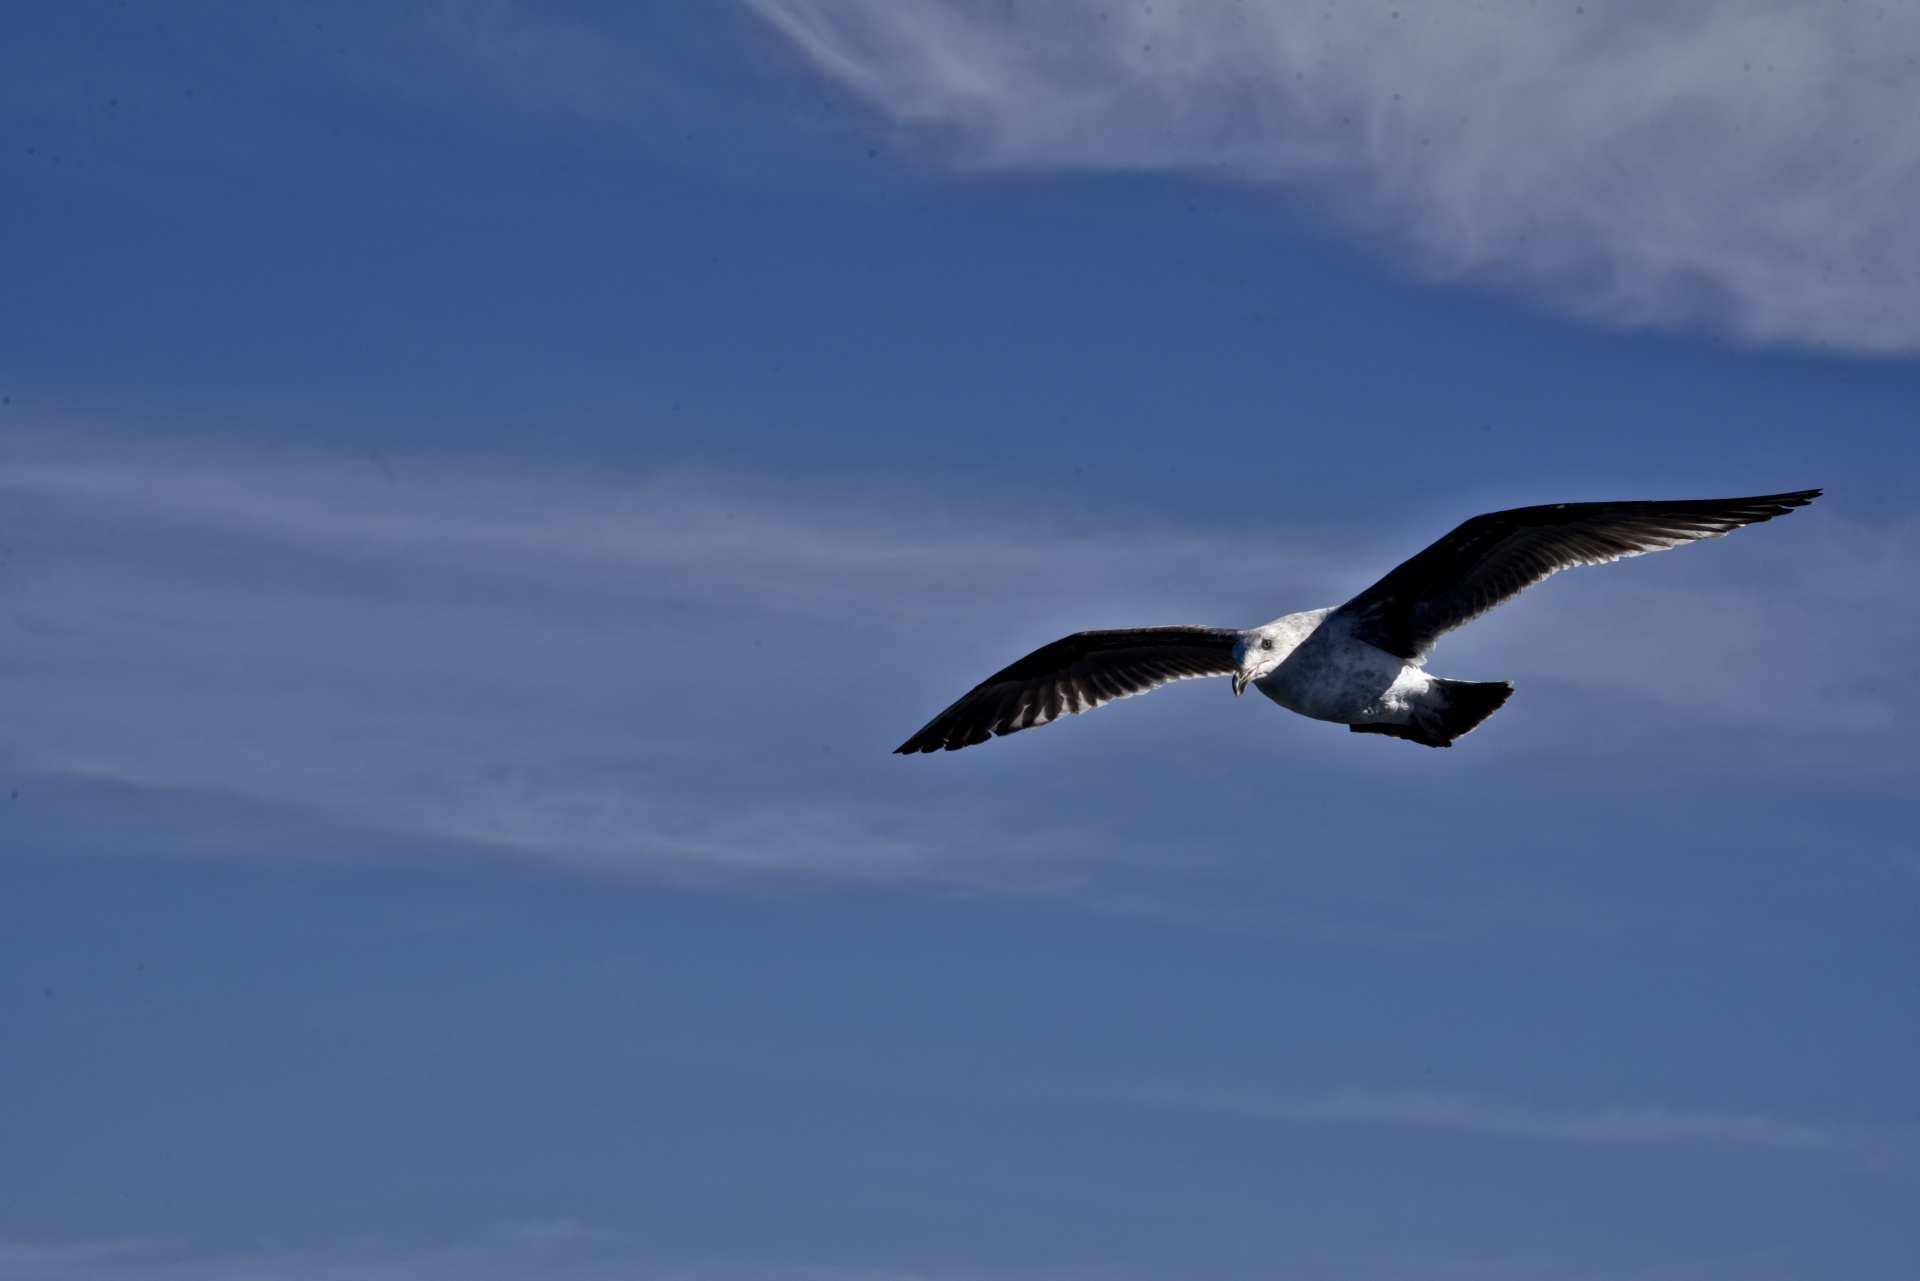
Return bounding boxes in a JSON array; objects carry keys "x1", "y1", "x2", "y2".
[{"x1": 1261, "y1": 639, "x2": 1273, "y2": 650}]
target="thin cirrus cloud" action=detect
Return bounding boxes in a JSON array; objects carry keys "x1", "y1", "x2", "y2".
[
  {"x1": 1091, "y1": 1080, "x2": 1920, "y2": 1170},
  {"x1": 745, "y1": 0, "x2": 1920, "y2": 354},
  {"x1": 0, "y1": 1239, "x2": 957, "y2": 1281},
  {"x1": 0, "y1": 1069, "x2": 1906, "y2": 1281},
  {"x1": 0, "y1": 1069, "x2": 1909, "y2": 1281},
  {"x1": 630, "y1": 1030, "x2": 1920, "y2": 1170},
  {"x1": 0, "y1": 434, "x2": 1334, "y2": 883},
  {"x1": 0, "y1": 434, "x2": 1900, "y2": 891}
]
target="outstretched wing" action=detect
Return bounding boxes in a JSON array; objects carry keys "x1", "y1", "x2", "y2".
[
  {"x1": 895, "y1": 626, "x2": 1240, "y2": 753},
  {"x1": 1335, "y1": 490, "x2": 1821, "y2": 661}
]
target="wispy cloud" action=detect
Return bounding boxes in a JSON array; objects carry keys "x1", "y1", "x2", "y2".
[
  {"x1": 2, "y1": 1072, "x2": 1907, "y2": 1281},
  {"x1": 603, "y1": 1027, "x2": 1920, "y2": 1171},
  {"x1": 0, "y1": 433, "x2": 1904, "y2": 909},
  {"x1": 552, "y1": 1024, "x2": 1920, "y2": 1171},
  {"x1": 0, "y1": 434, "x2": 1331, "y2": 882},
  {"x1": 746, "y1": 0, "x2": 1920, "y2": 354},
  {"x1": 1091, "y1": 1079, "x2": 1920, "y2": 1169},
  {"x1": 0, "y1": 1237, "x2": 1025, "y2": 1281}
]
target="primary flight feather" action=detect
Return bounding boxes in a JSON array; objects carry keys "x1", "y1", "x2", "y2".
[{"x1": 896, "y1": 491, "x2": 1820, "y2": 753}]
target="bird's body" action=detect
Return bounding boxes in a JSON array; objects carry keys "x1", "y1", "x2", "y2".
[
  {"x1": 1240, "y1": 608, "x2": 1511, "y2": 747},
  {"x1": 895, "y1": 491, "x2": 1820, "y2": 754}
]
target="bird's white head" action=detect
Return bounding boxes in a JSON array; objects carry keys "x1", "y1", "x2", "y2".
[{"x1": 1231, "y1": 627, "x2": 1286, "y2": 696}]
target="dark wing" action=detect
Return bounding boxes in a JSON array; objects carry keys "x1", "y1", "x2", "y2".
[
  {"x1": 1334, "y1": 490, "x2": 1821, "y2": 661},
  {"x1": 895, "y1": 626, "x2": 1240, "y2": 753}
]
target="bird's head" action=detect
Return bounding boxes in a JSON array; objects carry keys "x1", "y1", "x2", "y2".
[{"x1": 1231, "y1": 628, "x2": 1284, "y2": 696}]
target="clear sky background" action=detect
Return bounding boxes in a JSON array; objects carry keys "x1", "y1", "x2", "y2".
[{"x1": 2, "y1": 4, "x2": 1916, "y2": 1279}]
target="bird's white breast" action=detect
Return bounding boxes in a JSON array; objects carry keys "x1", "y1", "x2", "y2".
[{"x1": 1255, "y1": 609, "x2": 1420, "y2": 723}]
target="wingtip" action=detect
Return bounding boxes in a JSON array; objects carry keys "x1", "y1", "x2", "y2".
[
  {"x1": 1720, "y1": 488, "x2": 1822, "y2": 520},
  {"x1": 1761, "y1": 488, "x2": 1823, "y2": 518}
]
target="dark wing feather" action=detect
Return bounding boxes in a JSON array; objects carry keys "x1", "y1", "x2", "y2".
[
  {"x1": 895, "y1": 626, "x2": 1239, "y2": 753},
  {"x1": 1335, "y1": 490, "x2": 1821, "y2": 661}
]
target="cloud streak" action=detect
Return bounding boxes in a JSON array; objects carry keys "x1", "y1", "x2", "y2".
[
  {"x1": 747, "y1": 0, "x2": 1920, "y2": 353},
  {"x1": 0, "y1": 435, "x2": 1333, "y2": 884},
  {"x1": 0, "y1": 1238, "x2": 1005, "y2": 1281},
  {"x1": 1093, "y1": 1079, "x2": 1920, "y2": 1169},
  {"x1": 1, "y1": 432, "x2": 1906, "y2": 911}
]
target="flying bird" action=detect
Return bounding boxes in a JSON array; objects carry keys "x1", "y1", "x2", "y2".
[{"x1": 895, "y1": 491, "x2": 1820, "y2": 753}]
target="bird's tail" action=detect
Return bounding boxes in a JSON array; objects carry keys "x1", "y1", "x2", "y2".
[
  {"x1": 1351, "y1": 678, "x2": 1514, "y2": 748},
  {"x1": 1427, "y1": 678, "x2": 1513, "y2": 743}
]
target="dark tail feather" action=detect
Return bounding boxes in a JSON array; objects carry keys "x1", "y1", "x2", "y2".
[
  {"x1": 1350, "y1": 678, "x2": 1514, "y2": 748},
  {"x1": 1429, "y1": 678, "x2": 1513, "y2": 741}
]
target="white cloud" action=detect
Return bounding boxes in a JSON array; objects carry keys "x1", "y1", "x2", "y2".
[
  {"x1": 0, "y1": 1238, "x2": 997, "y2": 1281},
  {"x1": 572, "y1": 1029, "x2": 1920, "y2": 1170},
  {"x1": 0, "y1": 433, "x2": 1906, "y2": 910},
  {"x1": 0, "y1": 435, "x2": 1333, "y2": 883},
  {"x1": 746, "y1": 0, "x2": 1920, "y2": 353},
  {"x1": 1091, "y1": 1079, "x2": 1920, "y2": 1168}
]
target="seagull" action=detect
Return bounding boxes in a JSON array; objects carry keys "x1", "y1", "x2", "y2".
[{"x1": 895, "y1": 491, "x2": 1820, "y2": 753}]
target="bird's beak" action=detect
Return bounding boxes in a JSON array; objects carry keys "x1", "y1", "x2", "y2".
[{"x1": 1232, "y1": 671, "x2": 1250, "y2": 697}]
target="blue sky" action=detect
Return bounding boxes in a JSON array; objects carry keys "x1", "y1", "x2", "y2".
[{"x1": 2, "y1": 3, "x2": 1917, "y2": 1279}]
